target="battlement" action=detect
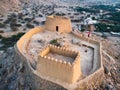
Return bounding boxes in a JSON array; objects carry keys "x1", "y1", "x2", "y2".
[{"x1": 37, "y1": 44, "x2": 82, "y2": 84}]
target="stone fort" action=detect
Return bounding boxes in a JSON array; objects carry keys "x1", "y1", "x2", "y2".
[{"x1": 14, "y1": 15, "x2": 104, "y2": 90}]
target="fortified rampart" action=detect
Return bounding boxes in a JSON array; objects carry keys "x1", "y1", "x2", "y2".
[
  {"x1": 45, "y1": 15, "x2": 72, "y2": 33},
  {"x1": 14, "y1": 15, "x2": 104, "y2": 90},
  {"x1": 71, "y1": 31, "x2": 104, "y2": 90},
  {"x1": 71, "y1": 31, "x2": 103, "y2": 73},
  {"x1": 17, "y1": 26, "x2": 45, "y2": 53},
  {"x1": 37, "y1": 44, "x2": 81, "y2": 84}
]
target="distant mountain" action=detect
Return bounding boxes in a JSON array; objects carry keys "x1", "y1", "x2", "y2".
[
  {"x1": 62, "y1": 0, "x2": 120, "y2": 3},
  {"x1": 0, "y1": 0, "x2": 119, "y2": 14},
  {"x1": 29, "y1": 0, "x2": 61, "y2": 5},
  {"x1": 78, "y1": 0, "x2": 120, "y2": 2}
]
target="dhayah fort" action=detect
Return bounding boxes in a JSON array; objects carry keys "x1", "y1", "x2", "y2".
[{"x1": 14, "y1": 15, "x2": 104, "y2": 90}]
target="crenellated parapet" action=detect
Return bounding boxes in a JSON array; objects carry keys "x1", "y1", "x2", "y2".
[{"x1": 37, "y1": 44, "x2": 82, "y2": 84}]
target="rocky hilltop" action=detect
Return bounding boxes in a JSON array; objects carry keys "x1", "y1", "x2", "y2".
[{"x1": 0, "y1": 0, "x2": 120, "y2": 90}]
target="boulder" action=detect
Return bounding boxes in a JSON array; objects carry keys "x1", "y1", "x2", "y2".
[
  {"x1": 105, "y1": 84, "x2": 113, "y2": 90},
  {"x1": 104, "y1": 66, "x2": 110, "y2": 74},
  {"x1": 72, "y1": 39, "x2": 78, "y2": 44},
  {"x1": 60, "y1": 42, "x2": 65, "y2": 47},
  {"x1": 19, "y1": 77, "x2": 25, "y2": 86}
]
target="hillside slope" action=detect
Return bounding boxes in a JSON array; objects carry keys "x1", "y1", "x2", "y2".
[
  {"x1": 0, "y1": 0, "x2": 62, "y2": 14},
  {"x1": 0, "y1": 0, "x2": 20, "y2": 14}
]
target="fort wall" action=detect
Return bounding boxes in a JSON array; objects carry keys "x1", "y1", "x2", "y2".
[
  {"x1": 17, "y1": 26, "x2": 45, "y2": 53},
  {"x1": 71, "y1": 31, "x2": 104, "y2": 90},
  {"x1": 45, "y1": 15, "x2": 72, "y2": 33},
  {"x1": 37, "y1": 45, "x2": 81, "y2": 84},
  {"x1": 72, "y1": 31, "x2": 103, "y2": 73}
]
